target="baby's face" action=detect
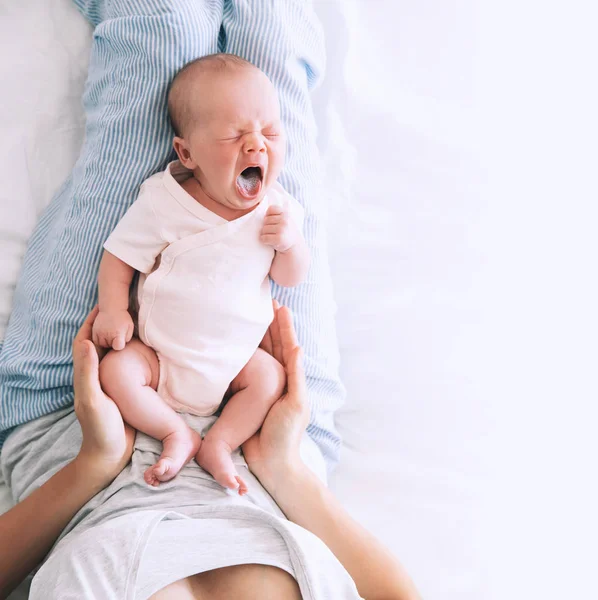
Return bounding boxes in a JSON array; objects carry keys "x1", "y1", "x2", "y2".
[{"x1": 178, "y1": 68, "x2": 285, "y2": 211}]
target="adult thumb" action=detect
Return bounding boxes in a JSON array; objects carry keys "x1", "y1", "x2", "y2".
[
  {"x1": 74, "y1": 340, "x2": 100, "y2": 398},
  {"x1": 286, "y1": 347, "x2": 307, "y2": 409}
]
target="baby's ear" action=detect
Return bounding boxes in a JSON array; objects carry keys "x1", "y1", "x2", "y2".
[{"x1": 173, "y1": 137, "x2": 197, "y2": 169}]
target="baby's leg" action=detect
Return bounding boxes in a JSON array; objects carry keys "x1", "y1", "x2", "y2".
[
  {"x1": 196, "y1": 348, "x2": 285, "y2": 494},
  {"x1": 99, "y1": 339, "x2": 201, "y2": 486}
]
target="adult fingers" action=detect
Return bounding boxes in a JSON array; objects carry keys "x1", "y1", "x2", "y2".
[
  {"x1": 74, "y1": 305, "x2": 99, "y2": 346},
  {"x1": 270, "y1": 303, "x2": 284, "y2": 365},
  {"x1": 259, "y1": 327, "x2": 273, "y2": 356},
  {"x1": 277, "y1": 306, "x2": 300, "y2": 368},
  {"x1": 259, "y1": 299, "x2": 279, "y2": 357},
  {"x1": 286, "y1": 346, "x2": 308, "y2": 406},
  {"x1": 76, "y1": 306, "x2": 109, "y2": 361},
  {"x1": 73, "y1": 339, "x2": 101, "y2": 407}
]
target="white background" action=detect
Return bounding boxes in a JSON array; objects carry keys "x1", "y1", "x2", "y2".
[{"x1": 318, "y1": 1, "x2": 598, "y2": 598}]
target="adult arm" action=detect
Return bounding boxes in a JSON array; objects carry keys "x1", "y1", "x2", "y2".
[
  {"x1": 0, "y1": 307, "x2": 134, "y2": 599},
  {"x1": 244, "y1": 305, "x2": 421, "y2": 600}
]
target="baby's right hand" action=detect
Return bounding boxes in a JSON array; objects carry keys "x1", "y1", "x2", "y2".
[{"x1": 92, "y1": 310, "x2": 134, "y2": 351}]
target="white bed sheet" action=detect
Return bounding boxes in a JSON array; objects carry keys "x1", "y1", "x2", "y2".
[
  {"x1": 0, "y1": 0, "x2": 92, "y2": 530},
  {"x1": 6, "y1": 2, "x2": 597, "y2": 600},
  {"x1": 314, "y1": 2, "x2": 487, "y2": 597}
]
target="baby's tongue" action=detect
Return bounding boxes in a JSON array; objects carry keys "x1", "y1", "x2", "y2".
[{"x1": 237, "y1": 167, "x2": 261, "y2": 197}]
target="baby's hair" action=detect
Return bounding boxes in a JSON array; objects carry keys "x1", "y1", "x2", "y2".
[{"x1": 167, "y1": 53, "x2": 257, "y2": 137}]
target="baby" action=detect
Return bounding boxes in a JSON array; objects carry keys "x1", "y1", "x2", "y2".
[{"x1": 92, "y1": 54, "x2": 309, "y2": 494}]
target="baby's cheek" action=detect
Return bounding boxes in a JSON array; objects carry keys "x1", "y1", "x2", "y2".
[{"x1": 269, "y1": 145, "x2": 285, "y2": 181}]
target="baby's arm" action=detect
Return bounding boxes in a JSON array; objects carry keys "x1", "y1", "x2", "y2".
[
  {"x1": 92, "y1": 251, "x2": 135, "y2": 350},
  {"x1": 261, "y1": 205, "x2": 310, "y2": 287},
  {"x1": 93, "y1": 184, "x2": 166, "y2": 350},
  {"x1": 270, "y1": 240, "x2": 310, "y2": 287}
]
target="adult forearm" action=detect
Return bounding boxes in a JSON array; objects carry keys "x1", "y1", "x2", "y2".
[
  {"x1": 98, "y1": 250, "x2": 134, "y2": 312},
  {"x1": 270, "y1": 241, "x2": 310, "y2": 287},
  {"x1": 0, "y1": 458, "x2": 108, "y2": 598},
  {"x1": 264, "y1": 466, "x2": 421, "y2": 600}
]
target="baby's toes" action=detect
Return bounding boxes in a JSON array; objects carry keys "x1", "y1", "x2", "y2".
[
  {"x1": 219, "y1": 472, "x2": 240, "y2": 491},
  {"x1": 144, "y1": 467, "x2": 159, "y2": 487},
  {"x1": 236, "y1": 475, "x2": 249, "y2": 496}
]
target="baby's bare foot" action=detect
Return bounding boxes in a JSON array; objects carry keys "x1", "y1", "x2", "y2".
[
  {"x1": 195, "y1": 438, "x2": 248, "y2": 495},
  {"x1": 144, "y1": 427, "x2": 202, "y2": 487}
]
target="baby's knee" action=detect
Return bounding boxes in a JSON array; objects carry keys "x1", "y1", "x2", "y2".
[
  {"x1": 249, "y1": 349, "x2": 286, "y2": 400},
  {"x1": 99, "y1": 340, "x2": 159, "y2": 393}
]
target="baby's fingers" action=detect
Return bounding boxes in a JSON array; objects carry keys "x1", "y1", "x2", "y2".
[
  {"x1": 261, "y1": 224, "x2": 280, "y2": 235},
  {"x1": 260, "y1": 233, "x2": 279, "y2": 246},
  {"x1": 96, "y1": 333, "x2": 108, "y2": 349},
  {"x1": 112, "y1": 333, "x2": 126, "y2": 351},
  {"x1": 266, "y1": 205, "x2": 284, "y2": 217},
  {"x1": 263, "y1": 214, "x2": 283, "y2": 226}
]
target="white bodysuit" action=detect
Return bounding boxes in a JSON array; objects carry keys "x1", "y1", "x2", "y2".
[{"x1": 104, "y1": 161, "x2": 304, "y2": 416}]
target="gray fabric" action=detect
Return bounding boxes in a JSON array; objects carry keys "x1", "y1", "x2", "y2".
[
  {"x1": 134, "y1": 515, "x2": 294, "y2": 600},
  {"x1": 1, "y1": 409, "x2": 361, "y2": 599}
]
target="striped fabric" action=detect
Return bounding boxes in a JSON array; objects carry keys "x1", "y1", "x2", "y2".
[{"x1": 0, "y1": 0, "x2": 344, "y2": 469}]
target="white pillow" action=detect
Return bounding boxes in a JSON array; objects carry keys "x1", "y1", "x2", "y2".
[{"x1": 0, "y1": 0, "x2": 91, "y2": 341}]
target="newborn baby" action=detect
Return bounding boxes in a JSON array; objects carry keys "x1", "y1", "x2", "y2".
[{"x1": 92, "y1": 54, "x2": 309, "y2": 494}]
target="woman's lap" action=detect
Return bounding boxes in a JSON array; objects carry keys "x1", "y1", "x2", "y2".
[{"x1": 0, "y1": 408, "x2": 325, "y2": 544}]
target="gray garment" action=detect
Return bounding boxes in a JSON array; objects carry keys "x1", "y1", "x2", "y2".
[{"x1": 1, "y1": 408, "x2": 362, "y2": 599}]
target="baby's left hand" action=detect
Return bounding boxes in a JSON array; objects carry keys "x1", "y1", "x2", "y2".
[{"x1": 260, "y1": 205, "x2": 300, "y2": 253}]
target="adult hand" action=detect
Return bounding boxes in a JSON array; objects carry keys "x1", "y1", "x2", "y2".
[
  {"x1": 73, "y1": 306, "x2": 135, "y2": 483},
  {"x1": 244, "y1": 301, "x2": 309, "y2": 487}
]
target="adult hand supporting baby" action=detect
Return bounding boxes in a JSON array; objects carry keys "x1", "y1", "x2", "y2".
[
  {"x1": 245, "y1": 303, "x2": 423, "y2": 600},
  {"x1": 242, "y1": 301, "x2": 308, "y2": 490},
  {"x1": 0, "y1": 307, "x2": 135, "y2": 598},
  {"x1": 73, "y1": 306, "x2": 135, "y2": 483}
]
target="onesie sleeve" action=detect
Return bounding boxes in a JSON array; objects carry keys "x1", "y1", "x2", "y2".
[{"x1": 103, "y1": 183, "x2": 167, "y2": 274}]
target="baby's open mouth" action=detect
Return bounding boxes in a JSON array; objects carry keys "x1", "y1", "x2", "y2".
[{"x1": 236, "y1": 166, "x2": 263, "y2": 199}]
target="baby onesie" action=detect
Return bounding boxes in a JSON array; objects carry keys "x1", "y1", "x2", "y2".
[{"x1": 104, "y1": 161, "x2": 304, "y2": 416}]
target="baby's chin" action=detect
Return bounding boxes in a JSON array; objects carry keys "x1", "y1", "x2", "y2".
[{"x1": 221, "y1": 192, "x2": 262, "y2": 215}]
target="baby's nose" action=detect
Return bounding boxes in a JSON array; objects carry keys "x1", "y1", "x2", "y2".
[{"x1": 244, "y1": 133, "x2": 266, "y2": 153}]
